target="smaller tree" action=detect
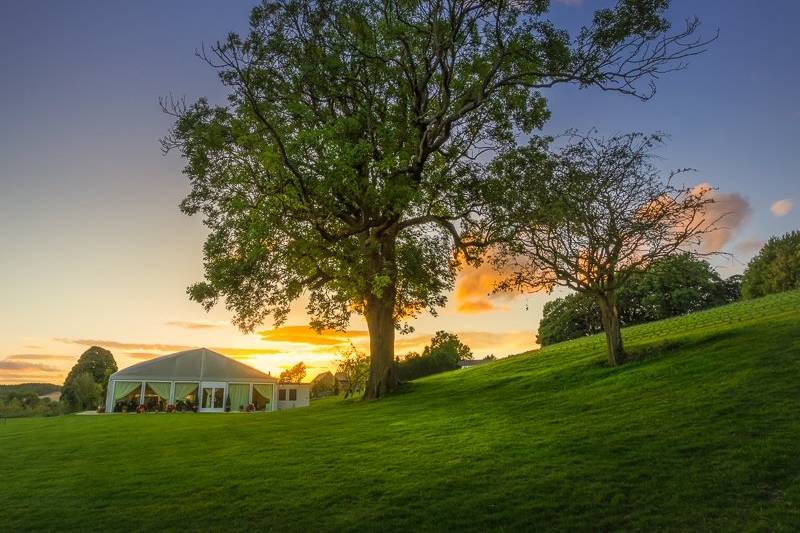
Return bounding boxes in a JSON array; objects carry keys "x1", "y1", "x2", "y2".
[
  {"x1": 61, "y1": 346, "x2": 117, "y2": 411},
  {"x1": 72, "y1": 372, "x2": 101, "y2": 411},
  {"x1": 422, "y1": 331, "x2": 474, "y2": 363},
  {"x1": 335, "y1": 343, "x2": 370, "y2": 398},
  {"x1": 741, "y1": 231, "x2": 800, "y2": 299},
  {"x1": 278, "y1": 362, "x2": 307, "y2": 384},
  {"x1": 491, "y1": 133, "x2": 719, "y2": 365}
]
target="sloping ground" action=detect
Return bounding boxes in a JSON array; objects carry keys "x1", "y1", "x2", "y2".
[{"x1": 2, "y1": 291, "x2": 800, "y2": 531}]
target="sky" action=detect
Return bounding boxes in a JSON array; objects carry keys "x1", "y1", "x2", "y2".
[{"x1": 0, "y1": 0, "x2": 798, "y2": 384}]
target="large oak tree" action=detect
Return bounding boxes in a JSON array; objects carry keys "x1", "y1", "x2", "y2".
[{"x1": 163, "y1": 0, "x2": 711, "y2": 398}]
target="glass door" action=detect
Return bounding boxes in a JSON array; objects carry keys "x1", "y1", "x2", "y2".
[{"x1": 199, "y1": 382, "x2": 226, "y2": 412}]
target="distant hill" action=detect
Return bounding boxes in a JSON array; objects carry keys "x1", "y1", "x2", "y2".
[
  {"x1": 0, "y1": 383, "x2": 61, "y2": 396},
  {"x1": 1, "y1": 291, "x2": 800, "y2": 530}
]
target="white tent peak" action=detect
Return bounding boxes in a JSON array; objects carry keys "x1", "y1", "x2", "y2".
[{"x1": 110, "y1": 347, "x2": 276, "y2": 383}]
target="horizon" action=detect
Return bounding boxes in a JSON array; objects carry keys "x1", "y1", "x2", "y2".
[{"x1": 1, "y1": 0, "x2": 798, "y2": 385}]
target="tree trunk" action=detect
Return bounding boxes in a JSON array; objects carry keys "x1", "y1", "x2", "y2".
[
  {"x1": 597, "y1": 292, "x2": 625, "y2": 366},
  {"x1": 362, "y1": 228, "x2": 400, "y2": 400},
  {"x1": 364, "y1": 293, "x2": 398, "y2": 399}
]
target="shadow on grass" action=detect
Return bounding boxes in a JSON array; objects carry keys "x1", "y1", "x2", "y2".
[{"x1": 621, "y1": 330, "x2": 741, "y2": 365}]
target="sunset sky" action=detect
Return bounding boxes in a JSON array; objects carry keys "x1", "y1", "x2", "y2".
[{"x1": 1, "y1": 0, "x2": 798, "y2": 384}]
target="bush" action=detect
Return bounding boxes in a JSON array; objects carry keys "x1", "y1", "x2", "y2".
[
  {"x1": 741, "y1": 231, "x2": 800, "y2": 299},
  {"x1": 538, "y1": 254, "x2": 740, "y2": 346},
  {"x1": 397, "y1": 331, "x2": 473, "y2": 381},
  {"x1": 0, "y1": 392, "x2": 63, "y2": 418},
  {"x1": 335, "y1": 344, "x2": 369, "y2": 398}
]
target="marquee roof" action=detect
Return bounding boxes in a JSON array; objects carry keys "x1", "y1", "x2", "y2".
[{"x1": 109, "y1": 348, "x2": 276, "y2": 383}]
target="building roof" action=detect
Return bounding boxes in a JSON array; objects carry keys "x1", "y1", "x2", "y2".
[
  {"x1": 109, "y1": 348, "x2": 277, "y2": 383},
  {"x1": 312, "y1": 371, "x2": 335, "y2": 383},
  {"x1": 457, "y1": 359, "x2": 490, "y2": 368}
]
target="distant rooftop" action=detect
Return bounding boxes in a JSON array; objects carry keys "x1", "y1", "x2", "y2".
[{"x1": 457, "y1": 359, "x2": 491, "y2": 368}]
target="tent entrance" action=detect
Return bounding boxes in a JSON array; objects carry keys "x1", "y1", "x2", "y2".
[{"x1": 199, "y1": 382, "x2": 226, "y2": 412}]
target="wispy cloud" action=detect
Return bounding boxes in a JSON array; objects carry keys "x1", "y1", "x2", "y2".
[
  {"x1": 258, "y1": 326, "x2": 368, "y2": 346},
  {"x1": 0, "y1": 356, "x2": 68, "y2": 384},
  {"x1": 58, "y1": 339, "x2": 282, "y2": 360},
  {"x1": 56, "y1": 339, "x2": 191, "y2": 352},
  {"x1": 5, "y1": 354, "x2": 76, "y2": 361},
  {"x1": 770, "y1": 198, "x2": 794, "y2": 217},
  {"x1": 554, "y1": 0, "x2": 582, "y2": 6},
  {"x1": 165, "y1": 320, "x2": 228, "y2": 330},
  {"x1": 124, "y1": 352, "x2": 162, "y2": 360},
  {"x1": 0, "y1": 360, "x2": 61, "y2": 373}
]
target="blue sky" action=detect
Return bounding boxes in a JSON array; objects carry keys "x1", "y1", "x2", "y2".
[{"x1": 0, "y1": 0, "x2": 798, "y2": 383}]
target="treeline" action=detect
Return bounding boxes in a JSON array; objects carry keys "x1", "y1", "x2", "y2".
[
  {"x1": 0, "y1": 347, "x2": 118, "y2": 418},
  {"x1": 0, "y1": 387, "x2": 62, "y2": 418},
  {"x1": 396, "y1": 331, "x2": 475, "y2": 382},
  {"x1": 319, "y1": 332, "x2": 485, "y2": 398},
  {"x1": 0, "y1": 383, "x2": 60, "y2": 396},
  {"x1": 539, "y1": 231, "x2": 800, "y2": 346}
]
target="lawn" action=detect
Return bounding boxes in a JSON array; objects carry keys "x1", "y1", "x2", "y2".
[{"x1": 2, "y1": 291, "x2": 800, "y2": 531}]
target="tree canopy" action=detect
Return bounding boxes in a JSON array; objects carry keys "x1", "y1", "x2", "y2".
[
  {"x1": 490, "y1": 133, "x2": 720, "y2": 365},
  {"x1": 164, "y1": 0, "x2": 712, "y2": 396},
  {"x1": 741, "y1": 231, "x2": 800, "y2": 299},
  {"x1": 537, "y1": 254, "x2": 740, "y2": 346},
  {"x1": 335, "y1": 342, "x2": 370, "y2": 397},
  {"x1": 397, "y1": 330, "x2": 473, "y2": 381},
  {"x1": 279, "y1": 362, "x2": 307, "y2": 383},
  {"x1": 60, "y1": 346, "x2": 117, "y2": 411}
]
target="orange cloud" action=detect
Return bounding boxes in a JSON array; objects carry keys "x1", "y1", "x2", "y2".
[
  {"x1": 258, "y1": 326, "x2": 368, "y2": 346},
  {"x1": 0, "y1": 360, "x2": 60, "y2": 372},
  {"x1": 0, "y1": 360, "x2": 65, "y2": 384},
  {"x1": 691, "y1": 184, "x2": 751, "y2": 253},
  {"x1": 454, "y1": 262, "x2": 516, "y2": 314},
  {"x1": 124, "y1": 352, "x2": 161, "y2": 360},
  {"x1": 57, "y1": 339, "x2": 191, "y2": 352},
  {"x1": 165, "y1": 320, "x2": 228, "y2": 330},
  {"x1": 5, "y1": 354, "x2": 76, "y2": 361},
  {"x1": 770, "y1": 198, "x2": 794, "y2": 217},
  {"x1": 59, "y1": 339, "x2": 282, "y2": 361}
]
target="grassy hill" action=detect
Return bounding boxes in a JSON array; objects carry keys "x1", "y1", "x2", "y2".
[{"x1": 2, "y1": 291, "x2": 800, "y2": 531}]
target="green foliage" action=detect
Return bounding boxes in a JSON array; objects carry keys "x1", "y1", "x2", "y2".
[
  {"x1": 71, "y1": 373, "x2": 102, "y2": 411},
  {"x1": 334, "y1": 343, "x2": 370, "y2": 397},
  {"x1": 2, "y1": 291, "x2": 799, "y2": 530},
  {"x1": 0, "y1": 390, "x2": 63, "y2": 418},
  {"x1": 537, "y1": 292, "x2": 604, "y2": 346},
  {"x1": 279, "y1": 362, "x2": 307, "y2": 384},
  {"x1": 741, "y1": 230, "x2": 800, "y2": 299},
  {"x1": 538, "y1": 254, "x2": 740, "y2": 345},
  {"x1": 489, "y1": 132, "x2": 719, "y2": 365},
  {"x1": 60, "y1": 346, "x2": 117, "y2": 412},
  {"x1": 162, "y1": 0, "x2": 707, "y2": 394},
  {"x1": 397, "y1": 331, "x2": 473, "y2": 381}
]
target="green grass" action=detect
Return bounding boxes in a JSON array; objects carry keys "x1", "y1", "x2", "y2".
[{"x1": 3, "y1": 291, "x2": 800, "y2": 531}]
